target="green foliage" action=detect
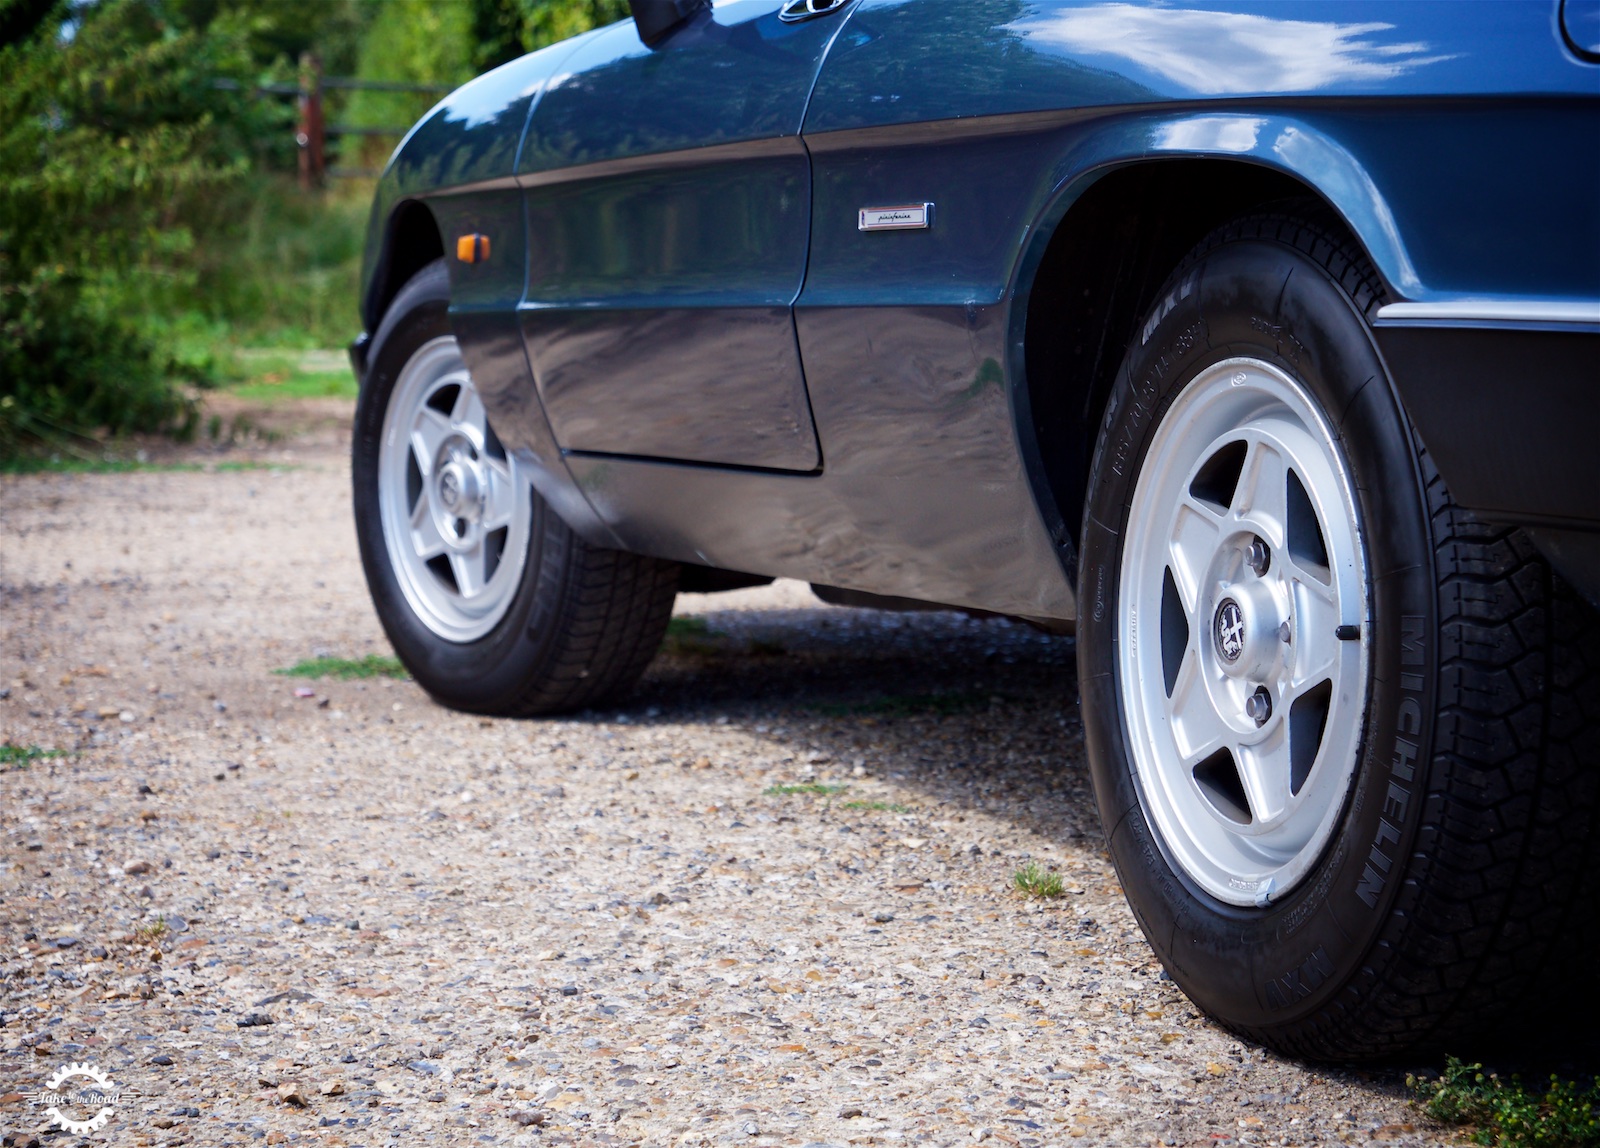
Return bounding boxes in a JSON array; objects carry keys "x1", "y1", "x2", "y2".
[
  {"x1": 765, "y1": 783, "x2": 848, "y2": 797},
  {"x1": 173, "y1": 175, "x2": 368, "y2": 350},
  {"x1": 841, "y1": 800, "x2": 912, "y2": 813},
  {"x1": 275, "y1": 654, "x2": 409, "y2": 680},
  {"x1": 1012, "y1": 862, "x2": 1066, "y2": 899},
  {"x1": 344, "y1": 0, "x2": 476, "y2": 162},
  {"x1": 0, "y1": 455, "x2": 199, "y2": 474},
  {"x1": 1411, "y1": 1057, "x2": 1600, "y2": 1147},
  {"x1": 0, "y1": 0, "x2": 629, "y2": 464},
  {"x1": 0, "y1": 743, "x2": 65, "y2": 768},
  {"x1": 473, "y1": 0, "x2": 631, "y2": 71},
  {"x1": 660, "y1": 615, "x2": 726, "y2": 656},
  {"x1": 0, "y1": 0, "x2": 272, "y2": 452}
]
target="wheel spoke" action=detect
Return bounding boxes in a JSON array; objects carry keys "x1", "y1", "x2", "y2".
[
  {"x1": 410, "y1": 408, "x2": 452, "y2": 478},
  {"x1": 409, "y1": 491, "x2": 448, "y2": 561},
  {"x1": 1236, "y1": 725, "x2": 1293, "y2": 825},
  {"x1": 448, "y1": 546, "x2": 486, "y2": 600},
  {"x1": 1289, "y1": 567, "x2": 1343, "y2": 690},
  {"x1": 1168, "y1": 648, "x2": 1231, "y2": 765},
  {"x1": 480, "y1": 458, "x2": 518, "y2": 531},
  {"x1": 1168, "y1": 498, "x2": 1224, "y2": 613},
  {"x1": 1232, "y1": 438, "x2": 1291, "y2": 546}
]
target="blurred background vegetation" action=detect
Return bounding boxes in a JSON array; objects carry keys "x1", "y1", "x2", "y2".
[{"x1": 0, "y1": 0, "x2": 628, "y2": 460}]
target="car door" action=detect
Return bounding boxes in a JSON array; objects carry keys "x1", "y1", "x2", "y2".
[{"x1": 518, "y1": 1, "x2": 848, "y2": 472}]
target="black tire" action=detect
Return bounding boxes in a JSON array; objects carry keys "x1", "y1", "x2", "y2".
[
  {"x1": 1077, "y1": 206, "x2": 1600, "y2": 1059},
  {"x1": 352, "y1": 259, "x2": 679, "y2": 716}
]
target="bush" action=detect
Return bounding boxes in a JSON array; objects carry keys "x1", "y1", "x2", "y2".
[
  {"x1": 0, "y1": 0, "x2": 270, "y2": 450},
  {"x1": 1411, "y1": 1057, "x2": 1600, "y2": 1147}
]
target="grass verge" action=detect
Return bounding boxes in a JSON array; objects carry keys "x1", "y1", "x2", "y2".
[
  {"x1": 275, "y1": 655, "x2": 408, "y2": 681},
  {"x1": 1410, "y1": 1057, "x2": 1600, "y2": 1147},
  {"x1": 1, "y1": 456, "x2": 295, "y2": 476}
]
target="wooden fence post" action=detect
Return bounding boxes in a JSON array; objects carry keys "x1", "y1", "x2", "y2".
[{"x1": 297, "y1": 53, "x2": 324, "y2": 189}]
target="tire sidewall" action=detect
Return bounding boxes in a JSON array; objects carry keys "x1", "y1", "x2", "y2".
[
  {"x1": 1078, "y1": 237, "x2": 1440, "y2": 1035},
  {"x1": 352, "y1": 263, "x2": 561, "y2": 713}
]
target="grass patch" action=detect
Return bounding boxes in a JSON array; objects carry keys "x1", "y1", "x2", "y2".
[
  {"x1": 274, "y1": 655, "x2": 408, "y2": 681},
  {"x1": 841, "y1": 800, "x2": 912, "y2": 813},
  {"x1": 0, "y1": 456, "x2": 294, "y2": 476},
  {"x1": 134, "y1": 917, "x2": 169, "y2": 943},
  {"x1": 765, "y1": 783, "x2": 848, "y2": 797},
  {"x1": 1410, "y1": 1057, "x2": 1600, "y2": 1147},
  {"x1": 814, "y1": 690, "x2": 996, "y2": 718},
  {"x1": 220, "y1": 351, "x2": 356, "y2": 403},
  {"x1": 661, "y1": 615, "x2": 726, "y2": 656},
  {"x1": 0, "y1": 744, "x2": 65, "y2": 768},
  {"x1": 0, "y1": 456, "x2": 204, "y2": 476},
  {"x1": 213, "y1": 461, "x2": 296, "y2": 473},
  {"x1": 1012, "y1": 862, "x2": 1066, "y2": 899},
  {"x1": 227, "y1": 372, "x2": 355, "y2": 402}
]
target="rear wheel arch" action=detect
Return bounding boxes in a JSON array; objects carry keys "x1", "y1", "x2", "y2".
[{"x1": 1011, "y1": 159, "x2": 1387, "y2": 570}]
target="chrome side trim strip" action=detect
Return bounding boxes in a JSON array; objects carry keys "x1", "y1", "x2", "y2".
[{"x1": 1375, "y1": 300, "x2": 1600, "y2": 325}]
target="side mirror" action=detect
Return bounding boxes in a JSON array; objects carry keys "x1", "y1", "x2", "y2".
[{"x1": 628, "y1": 0, "x2": 712, "y2": 47}]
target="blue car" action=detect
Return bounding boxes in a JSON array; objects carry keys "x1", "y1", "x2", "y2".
[{"x1": 349, "y1": 0, "x2": 1600, "y2": 1059}]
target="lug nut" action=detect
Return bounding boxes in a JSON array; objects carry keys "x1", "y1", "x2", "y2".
[
  {"x1": 1246, "y1": 537, "x2": 1270, "y2": 576},
  {"x1": 1245, "y1": 688, "x2": 1272, "y2": 726}
]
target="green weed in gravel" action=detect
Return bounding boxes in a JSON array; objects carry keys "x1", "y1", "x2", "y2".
[
  {"x1": 275, "y1": 655, "x2": 408, "y2": 681},
  {"x1": 842, "y1": 800, "x2": 912, "y2": 813},
  {"x1": 1410, "y1": 1057, "x2": 1600, "y2": 1147},
  {"x1": 0, "y1": 744, "x2": 64, "y2": 769},
  {"x1": 765, "y1": 783, "x2": 847, "y2": 797},
  {"x1": 1012, "y1": 861, "x2": 1066, "y2": 899},
  {"x1": 661, "y1": 616, "x2": 725, "y2": 656}
]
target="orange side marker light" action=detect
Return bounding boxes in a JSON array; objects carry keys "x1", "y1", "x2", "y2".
[{"x1": 456, "y1": 233, "x2": 490, "y2": 264}]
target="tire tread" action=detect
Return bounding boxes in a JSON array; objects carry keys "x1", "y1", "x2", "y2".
[{"x1": 1188, "y1": 207, "x2": 1600, "y2": 1059}]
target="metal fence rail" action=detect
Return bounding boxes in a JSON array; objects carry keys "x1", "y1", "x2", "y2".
[{"x1": 224, "y1": 55, "x2": 455, "y2": 186}]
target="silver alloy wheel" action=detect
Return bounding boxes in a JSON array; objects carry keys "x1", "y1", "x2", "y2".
[
  {"x1": 1118, "y1": 357, "x2": 1369, "y2": 907},
  {"x1": 378, "y1": 336, "x2": 530, "y2": 643}
]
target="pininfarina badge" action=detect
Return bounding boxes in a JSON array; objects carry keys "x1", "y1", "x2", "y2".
[{"x1": 858, "y1": 203, "x2": 932, "y2": 231}]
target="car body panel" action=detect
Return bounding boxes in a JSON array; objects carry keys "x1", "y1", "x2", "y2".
[
  {"x1": 512, "y1": 3, "x2": 849, "y2": 470},
  {"x1": 359, "y1": 0, "x2": 1600, "y2": 620},
  {"x1": 519, "y1": 137, "x2": 818, "y2": 470}
]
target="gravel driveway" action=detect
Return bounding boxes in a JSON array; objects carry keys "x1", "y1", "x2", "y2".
[{"x1": 1, "y1": 418, "x2": 1441, "y2": 1147}]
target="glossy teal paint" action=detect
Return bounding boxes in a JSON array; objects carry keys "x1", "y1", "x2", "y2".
[
  {"x1": 360, "y1": 0, "x2": 1600, "y2": 619},
  {"x1": 515, "y1": 1, "x2": 848, "y2": 470},
  {"x1": 805, "y1": 0, "x2": 1600, "y2": 135},
  {"x1": 518, "y1": 2, "x2": 843, "y2": 174},
  {"x1": 788, "y1": 0, "x2": 1598, "y2": 616},
  {"x1": 359, "y1": 34, "x2": 599, "y2": 327}
]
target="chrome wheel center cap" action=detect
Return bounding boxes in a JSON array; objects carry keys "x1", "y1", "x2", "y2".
[
  {"x1": 1210, "y1": 579, "x2": 1286, "y2": 683},
  {"x1": 437, "y1": 459, "x2": 482, "y2": 519},
  {"x1": 1214, "y1": 599, "x2": 1246, "y2": 664}
]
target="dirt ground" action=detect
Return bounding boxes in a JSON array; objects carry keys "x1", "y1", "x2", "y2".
[{"x1": 1, "y1": 402, "x2": 1460, "y2": 1147}]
